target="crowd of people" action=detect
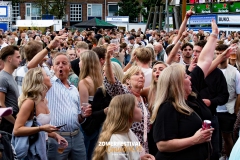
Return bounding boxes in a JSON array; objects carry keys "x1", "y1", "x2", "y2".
[{"x1": 0, "y1": 8, "x2": 240, "y2": 160}]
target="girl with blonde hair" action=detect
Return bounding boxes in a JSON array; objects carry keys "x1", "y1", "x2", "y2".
[
  {"x1": 151, "y1": 20, "x2": 219, "y2": 160},
  {"x1": 78, "y1": 50, "x2": 103, "y2": 104},
  {"x1": 13, "y1": 67, "x2": 67, "y2": 159},
  {"x1": 93, "y1": 94, "x2": 155, "y2": 160},
  {"x1": 104, "y1": 44, "x2": 151, "y2": 153}
]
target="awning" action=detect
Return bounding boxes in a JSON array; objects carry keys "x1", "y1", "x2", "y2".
[{"x1": 16, "y1": 20, "x2": 54, "y2": 27}]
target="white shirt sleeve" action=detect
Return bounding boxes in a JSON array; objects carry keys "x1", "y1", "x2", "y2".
[
  {"x1": 235, "y1": 70, "x2": 240, "y2": 94},
  {"x1": 163, "y1": 52, "x2": 168, "y2": 62}
]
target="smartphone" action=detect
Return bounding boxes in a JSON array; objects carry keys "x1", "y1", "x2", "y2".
[{"x1": 56, "y1": 124, "x2": 67, "y2": 129}]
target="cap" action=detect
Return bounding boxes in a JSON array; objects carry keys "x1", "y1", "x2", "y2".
[
  {"x1": 0, "y1": 107, "x2": 12, "y2": 117},
  {"x1": 128, "y1": 36, "x2": 135, "y2": 40}
]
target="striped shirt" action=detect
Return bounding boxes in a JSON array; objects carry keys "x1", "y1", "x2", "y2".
[{"x1": 46, "y1": 76, "x2": 81, "y2": 132}]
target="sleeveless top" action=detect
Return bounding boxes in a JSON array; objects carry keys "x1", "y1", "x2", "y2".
[{"x1": 36, "y1": 113, "x2": 51, "y2": 140}]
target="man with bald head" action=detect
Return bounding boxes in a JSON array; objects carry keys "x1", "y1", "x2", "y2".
[{"x1": 154, "y1": 43, "x2": 167, "y2": 62}]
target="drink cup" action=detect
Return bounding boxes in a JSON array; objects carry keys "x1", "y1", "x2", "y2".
[
  {"x1": 57, "y1": 141, "x2": 67, "y2": 154},
  {"x1": 81, "y1": 103, "x2": 90, "y2": 113},
  {"x1": 202, "y1": 120, "x2": 211, "y2": 130},
  {"x1": 230, "y1": 53, "x2": 237, "y2": 59}
]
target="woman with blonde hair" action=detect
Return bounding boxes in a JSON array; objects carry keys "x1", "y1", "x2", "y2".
[
  {"x1": 93, "y1": 94, "x2": 155, "y2": 160},
  {"x1": 151, "y1": 20, "x2": 219, "y2": 160},
  {"x1": 13, "y1": 67, "x2": 67, "y2": 160},
  {"x1": 78, "y1": 50, "x2": 103, "y2": 159},
  {"x1": 78, "y1": 50, "x2": 103, "y2": 104},
  {"x1": 104, "y1": 44, "x2": 151, "y2": 153}
]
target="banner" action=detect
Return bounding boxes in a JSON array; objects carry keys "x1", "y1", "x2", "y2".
[
  {"x1": 217, "y1": 15, "x2": 240, "y2": 24},
  {"x1": 189, "y1": 15, "x2": 217, "y2": 25}
]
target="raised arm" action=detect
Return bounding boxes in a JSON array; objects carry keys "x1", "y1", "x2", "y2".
[
  {"x1": 166, "y1": 31, "x2": 188, "y2": 65},
  {"x1": 197, "y1": 20, "x2": 218, "y2": 78},
  {"x1": 27, "y1": 36, "x2": 66, "y2": 69},
  {"x1": 105, "y1": 44, "x2": 116, "y2": 84},
  {"x1": 172, "y1": 8, "x2": 193, "y2": 44}
]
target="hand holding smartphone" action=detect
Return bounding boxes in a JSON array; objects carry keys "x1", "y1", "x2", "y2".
[{"x1": 56, "y1": 124, "x2": 67, "y2": 129}]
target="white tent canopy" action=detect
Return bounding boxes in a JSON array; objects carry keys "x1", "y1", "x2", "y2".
[{"x1": 16, "y1": 20, "x2": 55, "y2": 27}]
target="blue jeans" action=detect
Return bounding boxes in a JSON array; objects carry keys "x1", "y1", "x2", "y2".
[
  {"x1": 81, "y1": 126, "x2": 101, "y2": 160},
  {"x1": 47, "y1": 130, "x2": 86, "y2": 160}
]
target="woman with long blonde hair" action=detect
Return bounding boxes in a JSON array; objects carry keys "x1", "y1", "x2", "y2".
[
  {"x1": 78, "y1": 50, "x2": 103, "y2": 160},
  {"x1": 93, "y1": 94, "x2": 155, "y2": 160},
  {"x1": 151, "y1": 20, "x2": 219, "y2": 160},
  {"x1": 78, "y1": 50, "x2": 103, "y2": 104},
  {"x1": 13, "y1": 67, "x2": 67, "y2": 159}
]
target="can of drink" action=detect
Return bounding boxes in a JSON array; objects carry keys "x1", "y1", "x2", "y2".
[{"x1": 202, "y1": 120, "x2": 211, "y2": 130}]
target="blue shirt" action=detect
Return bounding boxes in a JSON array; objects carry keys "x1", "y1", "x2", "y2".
[{"x1": 46, "y1": 76, "x2": 81, "y2": 132}]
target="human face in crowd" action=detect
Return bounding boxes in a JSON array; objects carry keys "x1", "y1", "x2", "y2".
[
  {"x1": 173, "y1": 49, "x2": 181, "y2": 63},
  {"x1": 136, "y1": 37, "x2": 141, "y2": 44},
  {"x1": 154, "y1": 43, "x2": 163, "y2": 54},
  {"x1": 0, "y1": 59, "x2": 4, "y2": 71},
  {"x1": 132, "y1": 98, "x2": 142, "y2": 122},
  {"x1": 228, "y1": 35, "x2": 232, "y2": 41},
  {"x1": 42, "y1": 69, "x2": 52, "y2": 89},
  {"x1": 193, "y1": 35, "x2": 198, "y2": 43},
  {"x1": 152, "y1": 63, "x2": 167, "y2": 83},
  {"x1": 215, "y1": 50, "x2": 227, "y2": 62},
  {"x1": 184, "y1": 73, "x2": 192, "y2": 97},
  {"x1": 10, "y1": 50, "x2": 21, "y2": 69},
  {"x1": 121, "y1": 37, "x2": 125, "y2": 43},
  {"x1": 68, "y1": 49, "x2": 77, "y2": 61},
  {"x1": 128, "y1": 70, "x2": 145, "y2": 89},
  {"x1": 129, "y1": 39, "x2": 135, "y2": 44},
  {"x1": 182, "y1": 46, "x2": 193, "y2": 59},
  {"x1": 53, "y1": 55, "x2": 71, "y2": 80},
  {"x1": 193, "y1": 45, "x2": 202, "y2": 60},
  {"x1": 164, "y1": 35, "x2": 169, "y2": 42}
]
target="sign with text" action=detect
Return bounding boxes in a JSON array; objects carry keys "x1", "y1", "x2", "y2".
[
  {"x1": 217, "y1": 15, "x2": 240, "y2": 24},
  {"x1": 229, "y1": 2, "x2": 240, "y2": 13},
  {"x1": 212, "y1": 3, "x2": 229, "y2": 13},
  {"x1": 189, "y1": 15, "x2": 217, "y2": 25},
  {"x1": 106, "y1": 16, "x2": 129, "y2": 23},
  {"x1": 0, "y1": 6, "x2": 8, "y2": 17},
  {"x1": 195, "y1": 4, "x2": 211, "y2": 13}
]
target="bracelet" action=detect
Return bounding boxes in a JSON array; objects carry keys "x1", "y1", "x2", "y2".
[
  {"x1": 129, "y1": 61, "x2": 134, "y2": 65},
  {"x1": 45, "y1": 46, "x2": 51, "y2": 52},
  {"x1": 210, "y1": 33, "x2": 218, "y2": 39}
]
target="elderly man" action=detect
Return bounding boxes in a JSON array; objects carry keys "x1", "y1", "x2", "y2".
[
  {"x1": 153, "y1": 43, "x2": 167, "y2": 62},
  {"x1": 28, "y1": 35, "x2": 92, "y2": 160}
]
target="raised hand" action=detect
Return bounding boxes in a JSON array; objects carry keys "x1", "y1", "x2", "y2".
[
  {"x1": 106, "y1": 43, "x2": 117, "y2": 59},
  {"x1": 186, "y1": 6, "x2": 194, "y2": 18},
  {"x1": 49, "y1": 35, "x2": 67, "y2": 50},
  {"x1": 211, "y1": 19, "x2": 218, "y2": 35}
]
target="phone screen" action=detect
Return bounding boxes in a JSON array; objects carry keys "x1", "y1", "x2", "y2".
[{"x1": 56, "y1": 124, "x2": 67, "y2": 129}]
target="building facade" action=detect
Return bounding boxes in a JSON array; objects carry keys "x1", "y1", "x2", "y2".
[{"x1": 15, "y1": 0, "x2": 122, "y2": 27}]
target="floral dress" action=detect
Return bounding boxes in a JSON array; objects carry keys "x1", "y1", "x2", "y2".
[{"x1": 104, "y1": 77, "x2": 151, "y2": 153}]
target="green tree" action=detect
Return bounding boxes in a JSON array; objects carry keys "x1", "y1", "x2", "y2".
[
  {"x1": 141, "y1": 0, "x2": 163, "y2": 20},
  {"x1": 117, "y1": 0, "x2": 142, "y2": 23}
]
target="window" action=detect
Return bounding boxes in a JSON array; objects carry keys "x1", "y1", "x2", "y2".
[
  {"x1": 70, "y1": 4, "x2": 82, "y2": 21},
  {"x1": 87, "y1": 4, "x2": 102, "y2": 17},
  {"x1": 12, "y1": 3, "x2": 20, "y2": 22},
  {"x1": 25, "y1": 3, "x2": 41, "y2": 20},
  {"x1": 108, "y1": 4, "x2": 118, "y2": 16}
]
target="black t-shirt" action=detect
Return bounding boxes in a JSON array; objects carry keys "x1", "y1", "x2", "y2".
[
  {"x1": 153, "y1": 101, "x2": 208, "y2": 160},
  {"x1": 70, "y1": 58, "x2": 80, "y2": 76},
  {"x1": 189, "y1": 66, "x2": 212, "y2": 121},
  {"x1": 153, "y1": 66, "x2": 211, "y2": 160}
]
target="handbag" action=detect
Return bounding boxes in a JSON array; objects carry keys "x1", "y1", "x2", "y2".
[{"x1": 28, "y1": 102, "x2": 39, "y2": 145}]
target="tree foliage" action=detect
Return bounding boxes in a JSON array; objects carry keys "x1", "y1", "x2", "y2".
[
  {"x1": 141, "y1": 0, "x2": 163, "y2": 20},
  {"x1": 117, "y1": 0, "x2": 142, "y2": 23}
]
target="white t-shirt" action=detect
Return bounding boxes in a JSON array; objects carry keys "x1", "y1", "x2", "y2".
[
  {"x1": 217, "y1": 68, "x2": 240, "y2": 112},
  {"x1": 141, "y1": 68, "x2": 152, "y2": 88}
]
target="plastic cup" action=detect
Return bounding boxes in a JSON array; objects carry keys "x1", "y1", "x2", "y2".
[{"x1": 57, "y1": 141, "x2": 67, "y2": 154}]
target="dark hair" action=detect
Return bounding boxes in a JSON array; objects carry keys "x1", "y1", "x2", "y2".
[
  {"x1": 0, "y1": 45, "x2": 19, "y2": 61},
  {"x1": 0, "y1": 35, "x2": 3, "y2": 39},
  {"x1": 215, "y1": 44, "x2": 229, "y2": 51},
  {"x1": 92, "y1": 47, "x2": 106, "y2": 60},
  {"x1": 181, "y1": 42, "x2": 193, "y2": 51},
  {"x1": 194, "y1": 40, "x2": 207, "y2": 49},
  {"x1": 87, "y1": 31, "x2": 93, "y2": 37},
  {"x1": 165, "y1": 44, "x2": 175, "y2": 55},
  {"x1": 120, "y1": 43, "x2": 127, "y2": 49}
]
